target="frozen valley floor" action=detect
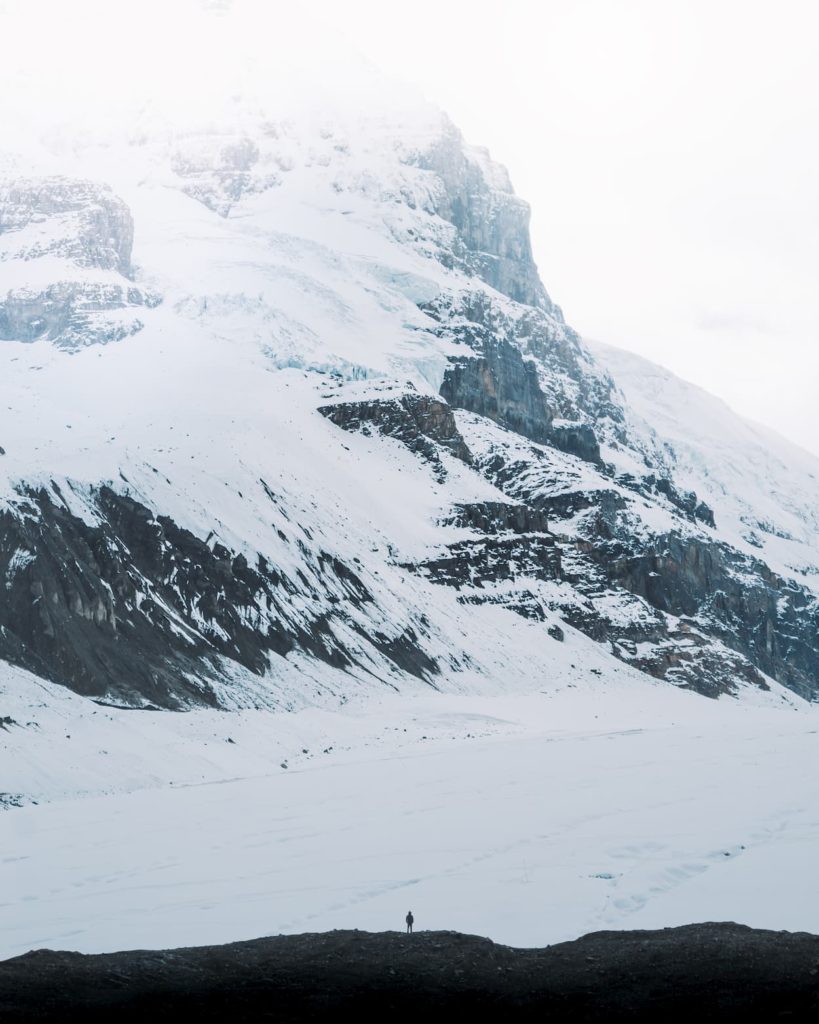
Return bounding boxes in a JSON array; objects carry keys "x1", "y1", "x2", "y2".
[{"x1": 3, "y1": 667, "x2": 819, "y2": 961}]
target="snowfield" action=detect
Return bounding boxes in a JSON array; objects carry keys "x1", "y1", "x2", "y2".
[{"x1": 3, "y1": 652, "x2": 818, "y2": 959}]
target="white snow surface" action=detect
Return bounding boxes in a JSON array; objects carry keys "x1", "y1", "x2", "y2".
[{"x1": 1, "y1": 655, "x2": 816, "y2": 957}]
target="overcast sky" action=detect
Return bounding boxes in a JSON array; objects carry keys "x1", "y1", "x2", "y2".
[
  {"x1": 3, "y1": 0, "x2": 817, "y2": 454},
  {"x1": 317, "y1": 0, "x2": 819, "y2": 455}
]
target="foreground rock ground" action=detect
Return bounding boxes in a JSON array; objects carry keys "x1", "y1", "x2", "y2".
[{"x1": 2, "y1": 923, "x2": 819, "y2": 1022}]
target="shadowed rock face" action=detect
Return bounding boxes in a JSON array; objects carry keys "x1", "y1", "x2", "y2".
[
  {"x1": 0, "y1": 486, "x2": 441, "y2": 708},
  {"x1": 406, "y1": 532, "x2": 561, "y2": 591},
  {"x1": 423, "y1": 288, "x2": 607, "y2": 465},
  {"x1": 3, "y1": 924, "x2": 819, "y2": 1023},
  {"x1": 422, "y1": 288, "x2": 620, "y2": 430},
  {"x1": 441, "y1": 346, "x2": 604, "y2": 466},
  {"x1": 442, "y1": 501, "x2": 549, "y2": 535},
  {"x1": 441, "y1": 341, "x2": 554, "y2": 445},
  {"x1": 416, "y1": 122, "x2": 557, "y2": 313},
  {"x1": 475, "y1": 431, "x2": 818, "y2": 696},
  {"x1": 598, "y1": 533, "x2": 819, "y2": 700},
  {"x1": 318, "y1": 392, "x2": 473, "y2": 480}
]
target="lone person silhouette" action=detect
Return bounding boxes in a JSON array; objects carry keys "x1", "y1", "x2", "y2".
[{"x1": 406, "y1": 910, "x2": 414, "y2": 934}]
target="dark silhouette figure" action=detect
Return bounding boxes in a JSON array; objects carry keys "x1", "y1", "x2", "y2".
[{"x1": 406, "y1": 911, "x2": 414, "y2": 934}]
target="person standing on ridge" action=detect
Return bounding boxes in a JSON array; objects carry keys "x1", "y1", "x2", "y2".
[{"x1": 406, "y1": 910, "x2": 414, "y2": 934}]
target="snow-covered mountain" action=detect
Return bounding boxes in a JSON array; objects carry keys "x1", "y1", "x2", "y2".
[{"x1": 0, "y1": 41, "x2": 817, "y2": 725}]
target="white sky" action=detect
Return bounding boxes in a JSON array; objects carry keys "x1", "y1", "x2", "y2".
[{"x1": 2, "y1": 0, "x2": 817, "y2": 454}]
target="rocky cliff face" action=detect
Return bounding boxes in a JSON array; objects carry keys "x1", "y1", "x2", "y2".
[
  {"x1": 0, "y1": 178, "x2": 134, "y2": 273},
  {"x1": 601, "y1": 534, "x2": 819, "y2": 699},
  {"x1": 0, "y1": 484, "x2": 443, "y2": 708},
  {"x1": 416, "y1": 123, "x2": 557, "y2": 313},
  {"x1": 0, "y1": 178, "x2": 159, "y2": 350},
  {"x1": 318, "y1": 390, "x2": 473, "y2": 481},
  {"x1": 0, "y1": 97, "x2": 816, "y2": 709}
]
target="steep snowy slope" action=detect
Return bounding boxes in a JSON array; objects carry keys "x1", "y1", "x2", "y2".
[
  {"x1": 590, "y1": 339, "x2": 819, "y2": 586},
  {"x1": 0, "y1": 33, "x2": 816, "y2": 713}
]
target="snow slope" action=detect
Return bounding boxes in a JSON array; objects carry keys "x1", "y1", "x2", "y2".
[
  {"x1": 591, "y1": 340, "x2": 819, "y2": 589},
  {"x1": 1, "y1": 659, "x2": 816, "y2": 958},
  {"x1": 1, "y1": 100, "x2": 814, "y2": 705}
]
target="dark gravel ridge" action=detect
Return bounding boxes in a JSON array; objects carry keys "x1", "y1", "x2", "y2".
[{"x1": 2, "y1": 922, "x2": 819, "y2": 1022}]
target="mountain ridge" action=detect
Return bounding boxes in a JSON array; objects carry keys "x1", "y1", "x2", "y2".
[{"x1": 0, "y1": 81, "x2": 816, "y2": 709}]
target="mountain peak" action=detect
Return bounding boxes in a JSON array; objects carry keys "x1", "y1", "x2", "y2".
[{"x1": 0, "y1": 34, "x2": 816, "y2": 711}]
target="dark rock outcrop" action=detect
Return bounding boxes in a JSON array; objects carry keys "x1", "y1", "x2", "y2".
[
  {"x1": 440, "y1": 341, "x2": 554, "y2": 446},
  {"x1": 408, "y1": 533, "x2": 560, "y2": 590},
  {"x1": 423, "y1": 289, "x2": 621, "y2": 444},
  {"x1": 614, "y1": 474, "x2": 716, "y2": 529},
  {"x1": 417, "y1": 121, "x2": 557, "y2": 313},
  {"x1": 550, "y1": 421, "x2": 602, "y2": 464},
  {"x1": 426, "y1": 292, "x2": 605, "y2": 464},
  {"x1": 465, "y1": 427, "x2": 813, "y2": 698},
  {"x1": 407, "y1": 499, "x2": 559, "y2": 591},
  {"x1": 0, "y1": 485, "x2": 440, "y2": 707},
  {"x1": 442, "y1": 501, "x2": 549, "y2": 535},
  {"x1": 597, "y1": 533, "x2": 819, "y2": 700},
  {"x1": 3, "y1": 924, "x2": 819, "y2": 1023},
  {"x1": 319, "y1": 393, "x2": 472, "y2": 479}
]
